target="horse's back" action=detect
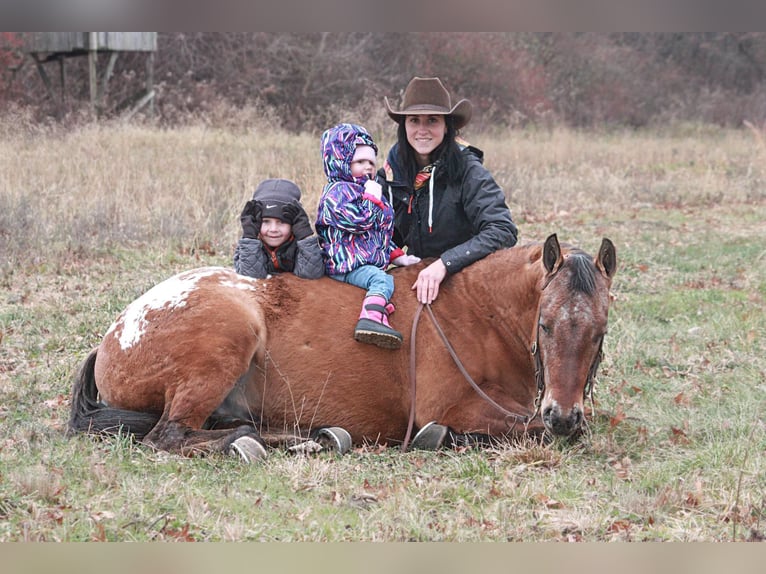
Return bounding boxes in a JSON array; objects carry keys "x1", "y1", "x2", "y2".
[{"x1": 250, "y1": 271, "x2": 419, "y2": 443}]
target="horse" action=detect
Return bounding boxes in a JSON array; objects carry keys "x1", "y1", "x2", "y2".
[{"x1": 68, "y1": 234, "x2": 616, "y2": 461}]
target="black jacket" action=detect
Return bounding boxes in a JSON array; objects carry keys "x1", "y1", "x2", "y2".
[
  {"x1": 380, "y1": 143, "x2": 517, "y2": 274},
  {"x1": 234, "y1": 235, "x2": 325, "y2": 279}
]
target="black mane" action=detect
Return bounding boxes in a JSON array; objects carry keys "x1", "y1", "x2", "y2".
[{"x1": 567, "y1": 252, "x2": 597, "y2": 295}]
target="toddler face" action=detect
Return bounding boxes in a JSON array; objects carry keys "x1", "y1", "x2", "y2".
[
  {"x1": 260, "y1": 217, "x2": 293, "y2": 248},
  {"x1": 350, "y1": 145, "x2": 377, "y2": 179}
]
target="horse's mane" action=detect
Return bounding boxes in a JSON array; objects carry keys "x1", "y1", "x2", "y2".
[
  {"x1": 565, "y1": 251, "x2": 597, "y2": 295},
  {"x1": 515, "y1": 241, "x2": 597, "y2": 296}
]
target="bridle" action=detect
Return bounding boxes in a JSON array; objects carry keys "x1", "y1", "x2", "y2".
[
  {"x1": 532, "y1": 267, "x2": 604, "y2": 421},
  {"x1": 531, "y1": 325, "x2": 603, "y2": 415},
  {"x1": 401, "y1": 267, "x2": 606, "y2": 452}
]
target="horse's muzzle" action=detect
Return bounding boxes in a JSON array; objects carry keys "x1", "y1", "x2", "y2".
[{"x1": 542, "y1": 402, "x2": 583, "y2": 437}]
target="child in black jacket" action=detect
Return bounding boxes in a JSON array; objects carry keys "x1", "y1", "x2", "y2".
[{"x1": 234, "y1": 178, "x2": 324, "y2": 279}]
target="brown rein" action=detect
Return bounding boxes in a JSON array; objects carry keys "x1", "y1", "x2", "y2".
[
  {"x1": 402, "y1": 282, "x2": 606, "y2": 451},
  {"x1": 401, "y1": 303, "x2": 534, "y2": 452}
]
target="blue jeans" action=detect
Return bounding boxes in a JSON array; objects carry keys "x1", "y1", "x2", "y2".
[{"x1": 330, "y1": 264, "x2": 394, "y2": 301}]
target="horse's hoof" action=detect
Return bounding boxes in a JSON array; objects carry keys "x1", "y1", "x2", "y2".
[
  {"x1": 410, "y1": 421, "x2": 448, "y2": 450},
  {"x1": 312, "y1": 427, "x2": 353, "y2": 454},
  {"x1": 228, "y1": 436, "x2": 267, "y2": 463}
]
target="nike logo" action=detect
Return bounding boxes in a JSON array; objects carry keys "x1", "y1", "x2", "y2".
[{"x1": 265, "y1": 204, "x2": 278, "y2": 209}]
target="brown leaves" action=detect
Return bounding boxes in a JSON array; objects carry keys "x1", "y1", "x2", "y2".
[
  {"x1": 607, "y1": 519, "x2": 632, "y2": 534},
  {"x1": 532, "y1": 493, "x2": 564, "y2": 509},
  {"x1": 609, "y1": 404, "x2": 626, "y2": 429},
  {"x1": 673, "y1": 391, "x2": 691, "y2": 406},
  {"x1": 159, "y1": 523, "x2": 196, "y2": 542},
  {"x1": 609, "y1": 456, "x2": 632, "y2": 481},
  {"x1": 42, "y1": 394, "x2": 68, "y2": 410},
  {"x1": 670, "y1": 421, "x2": 691, "y2": 445}
]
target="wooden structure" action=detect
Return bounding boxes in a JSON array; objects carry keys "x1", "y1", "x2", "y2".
[{"x1": 23, "y1": 32, "x2": 157, "y2": 118}]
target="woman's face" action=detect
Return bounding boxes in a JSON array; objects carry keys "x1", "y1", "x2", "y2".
[
  {"x1": 260, "y1": 217, "x2": 292, "y2": 248},
  {"x1": 405, "y1": 114, "x2": 447, "y2": 167}
]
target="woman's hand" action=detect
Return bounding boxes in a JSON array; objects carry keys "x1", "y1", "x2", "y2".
[{"x1": 412, "y1": 259, "x2": 447, "y2": 304}]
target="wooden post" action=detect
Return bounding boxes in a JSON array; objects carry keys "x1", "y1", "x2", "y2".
[
  {"x1": 88, "y1": 32, "x2": 98, "y2": 112},
  {"x1": 99, "y1": 51, "x2": 118, "y2": 109},
  {"x1": 32, "y1": 54, "x2": 54, "y2": 100},
  {"x1": 146, "y1": 51, "x2": 155, "y2": 118},
  {"x1": 58, "y1": 54, "x2": 66, "y2": 108}
]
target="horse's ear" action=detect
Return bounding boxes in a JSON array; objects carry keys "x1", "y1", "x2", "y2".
[
  {"x1": 543, "y1": 234, "x2": 562, "y2": 274},
  {"x1": 596, "y1": 238, "x2": 617, "y2": 279}
]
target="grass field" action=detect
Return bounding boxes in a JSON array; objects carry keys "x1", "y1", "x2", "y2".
[{"x1": 1, "y1": 115, "x2": 765, "y2": 541}]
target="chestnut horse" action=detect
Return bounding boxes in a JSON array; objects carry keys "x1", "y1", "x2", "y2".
[{"x1": 68, "y1": 234, "x2": 616, "y2": 461}]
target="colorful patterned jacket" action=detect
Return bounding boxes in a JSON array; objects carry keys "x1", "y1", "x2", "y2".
[{"x1": 315, "y1": 123, "x2": 404, "y2": 275}]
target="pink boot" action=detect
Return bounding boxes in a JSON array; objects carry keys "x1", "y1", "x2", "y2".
[{"x1": 354, "y1": 295, "x2": 403, "y2": 349}]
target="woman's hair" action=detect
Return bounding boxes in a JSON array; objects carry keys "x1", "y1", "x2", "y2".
[{"x1": 396, "y1": 116, "x2": 465, "y2": 185}]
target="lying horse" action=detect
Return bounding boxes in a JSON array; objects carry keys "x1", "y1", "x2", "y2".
[{"x1": 68, "y1": 234, "x2": 616, "y2": 461}]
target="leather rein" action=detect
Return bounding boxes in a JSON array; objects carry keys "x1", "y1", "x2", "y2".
[
  {"x1": 401, "y1": 270, "x2": 604, "y2": 452},
  {"x1": 401, "y1": 303, "x2": 534, "y2": 452}
]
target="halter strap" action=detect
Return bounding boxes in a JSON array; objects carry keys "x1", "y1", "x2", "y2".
[{"x1": 531, "y1": 308, "x2": 604, "y2": 413}]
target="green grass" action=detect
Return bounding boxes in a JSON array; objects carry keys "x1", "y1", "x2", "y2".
[{"x1": 1, "y1": 119, "x2": 766, "y2": 541}]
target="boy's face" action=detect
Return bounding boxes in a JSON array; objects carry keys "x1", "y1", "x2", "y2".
[
  {"x1": 350, "y1": 145, "x2": 377, "y2": 179},
  {"x1": 260, "y1": 217, "x2": 292, "y2": 248}
]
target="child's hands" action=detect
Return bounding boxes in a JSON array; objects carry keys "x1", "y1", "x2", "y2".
[
  {"x1": 391, "y1": 254, "x2": 421, "y2": 267},
  {"x1": 240, "y1": 200, "x2": 263, "y2": 239},
  {"x1": 363, "y1": 179, "x2": 382, "y2": 201},
  {"x1": 282, "y1": 202, "x2": 313, "y2": 240}
]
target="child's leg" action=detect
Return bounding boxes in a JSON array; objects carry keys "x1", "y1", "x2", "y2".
[
  {"x1": 343, "y1": 266, "x2": 401, "y2": 349},
  {"x1": 342, "y1": 265, "x2": 394, "y2": 301}
]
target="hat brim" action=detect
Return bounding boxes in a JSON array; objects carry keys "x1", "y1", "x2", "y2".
[{"x1": 385, "y1": 97, "x2": 472, "y2": 130}]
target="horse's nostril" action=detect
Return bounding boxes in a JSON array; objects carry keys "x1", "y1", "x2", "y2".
[{"x1": 542, "y1": 405, "x2": 553, "y2": 420}]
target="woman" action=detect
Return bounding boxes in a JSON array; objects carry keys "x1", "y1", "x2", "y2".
[{"x1": 380, "y1": 76, "x2": 518, "y2": 305}]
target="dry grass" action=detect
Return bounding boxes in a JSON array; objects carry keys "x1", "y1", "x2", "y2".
[
  {"x1": 2, "y1": 118, "x2": 763, "y2": 269},
  {"x1": 1, "y1": 114, "x2": 766, "y2": 541}
]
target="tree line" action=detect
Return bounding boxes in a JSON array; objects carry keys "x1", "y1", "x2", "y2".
[{"x1": 2, "y1": 32, "x2": 765, "y2": 130}]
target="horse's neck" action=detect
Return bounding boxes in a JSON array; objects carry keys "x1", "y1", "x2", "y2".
[{"x1": 452, "y1": 247, "x2": 543, "y2": 348}]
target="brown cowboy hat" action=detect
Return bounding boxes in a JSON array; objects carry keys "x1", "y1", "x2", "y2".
[{"x1": 385, "y1": 77, "x2": 472, "y2": 130}]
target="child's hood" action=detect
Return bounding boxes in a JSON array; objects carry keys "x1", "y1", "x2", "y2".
[{"x1": 321, "y1": 123, "x2": 378, "y2": 185}]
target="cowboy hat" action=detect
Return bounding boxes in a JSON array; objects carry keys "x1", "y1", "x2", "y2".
[{"x1": 385, "y1": 77, "x2": 472, "y2": 130}]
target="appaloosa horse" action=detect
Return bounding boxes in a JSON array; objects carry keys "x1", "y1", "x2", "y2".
[{"x1": 68, "y1": 234, "x2": 616, "y2": 461}]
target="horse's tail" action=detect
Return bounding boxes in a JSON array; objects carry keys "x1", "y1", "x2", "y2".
[{"x1": 67, "y1": 348, "x2": 159, "y2": 441}]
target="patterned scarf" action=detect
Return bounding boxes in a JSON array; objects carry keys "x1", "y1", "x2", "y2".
[
  {"x1": 413, "y1": 163, "x2": 436, "y2": 190},
  {"x1": 413, "y1": 136, "x2": 470, "y2": 190}
]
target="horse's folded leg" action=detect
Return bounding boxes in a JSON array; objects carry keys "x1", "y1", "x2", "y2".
[
  {"x1": 258, "y1": 431, "x2": 308, "y2": 449},
  {"x1": 145, "y1": 420, "x2": 266, "y2": 460},
  {"x1": 409, "y1": 421, "x2": 449, "y2": 450},
  {"x1": 228, "y1": 436, "x2": 268, "y2": 463}
]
